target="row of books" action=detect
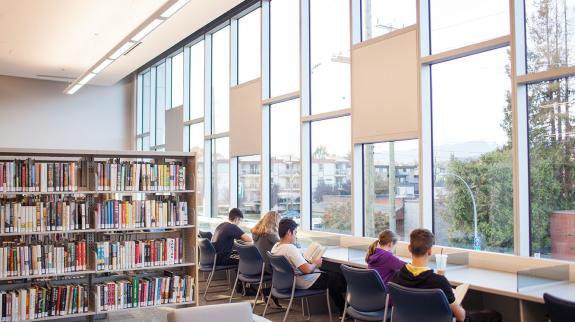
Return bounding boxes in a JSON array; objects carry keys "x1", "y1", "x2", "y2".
[
  {"x1": 95, "y1": 237, "x2": 183, "y2": 271},
  {"x1": 94, "y1": 274, "x2": 194, "y2": 312},
  {"x1": 0, "y1": 240, "x2": 87, "y2": 278},
  {"x1": 0, "y1": 199, "x2": 88, "y2": 233},
  {"x1": 94, "y1": 199, "x2": 188, "y2": 229},
  {"x1": 95, "y1": 160, "x2": 187, "y2": 192},
  {"x1": 0, "y1": 160, "x2": 88, "y2": 193},
  {"x1": 0, "y1": 284, "x2": 88, "y2": 321}
]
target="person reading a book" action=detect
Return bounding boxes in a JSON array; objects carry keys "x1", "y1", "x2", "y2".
[
  {"x1": 390, "y1": 229, "x2": 466, "y2": 322},
  {"x1": 270, "y1": 218, "x2": 347, "y2": 314},
  {"x1": 212, "y1": 208, "x2": 253, "y2": 266},
  {"x1": 366, "y1": 229, "x2": 406, "y2": 284}
]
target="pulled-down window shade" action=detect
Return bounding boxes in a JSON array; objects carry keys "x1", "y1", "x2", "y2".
[
  {"x1": 351, "y1": 26, "x2": 419, "y2": 144},
  {"x1": 229, "y1": 78, "x2": 262, "y2": 156}
]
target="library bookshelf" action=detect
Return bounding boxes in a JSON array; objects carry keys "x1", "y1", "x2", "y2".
[{"x1": 0, "y1": 148, "x2": 198, "y2": 322}]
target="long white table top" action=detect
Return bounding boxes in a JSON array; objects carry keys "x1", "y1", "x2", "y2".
[{"x1": 321, "y1": 246, "x2": 575, "y2": 304}]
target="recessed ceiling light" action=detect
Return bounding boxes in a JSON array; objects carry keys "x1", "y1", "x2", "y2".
[
  {"x1": 92, "y1": 59, "x2": 113, "y2": 73},
  {"x1": 109, "y1": 42, "x2": 136, "y2": 60},
  {"x1": 78, "y1": 73, "x2": 96, "y2": 85},
  {"x1": 66, "y1": 84, "x2": 83, "y2": 95},
  {"x1": 132, "y1": 19, "x2": 164, "y2": 42},
  {"x1": 161, "y1": 0, "x2": 190, "y2": 18}
]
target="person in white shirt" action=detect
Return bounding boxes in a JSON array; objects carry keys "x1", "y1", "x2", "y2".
[{"x1": 270, "y1": 218, "x2": 346, "y2": 314}]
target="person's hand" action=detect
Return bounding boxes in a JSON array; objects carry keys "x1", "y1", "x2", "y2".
[{"x1": 313, "y1": 257, "x2": 323, "y2": 267}]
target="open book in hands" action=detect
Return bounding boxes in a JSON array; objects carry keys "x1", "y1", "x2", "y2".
[
  {"x1": 454, "y1": 283, "x2": 470, "y2": 305},
  {"x1": 303, "y1": 242, "x2": 327, "y2": 263}
]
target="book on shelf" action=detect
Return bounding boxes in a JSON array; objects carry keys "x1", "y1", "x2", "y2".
[
  {"x1": 0, "y1": 160, "x2": 88, "y2": 193},
  {"x1": 93, "y1": 273, "x2": 194, "y2": 313},
  {"x1": 93, "y1": 198, "x2": 188, "y2": 229},
  {"x1": 0, "y1": 196, "x2": 89, "y2": 234},
  {"x1": 94, "y1": 160, "x2": 187, "y2": 192},
  {"x1": 0, "y1": 283, "x2": 88, "y2": 320},
  {"x1": 303, "y1": 242, "x2": 327, "y2": 263},
  {"x1": 95, "y1": 237, "x2": 183, "y2": 271},
  {"x1": 0, "y1": 239, "x2": 87, "y2": 278}
]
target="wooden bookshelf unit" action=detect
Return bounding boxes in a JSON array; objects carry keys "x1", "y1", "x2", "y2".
[{"x1": 0, "y1": 148, "x2": 198, "y2": 322}]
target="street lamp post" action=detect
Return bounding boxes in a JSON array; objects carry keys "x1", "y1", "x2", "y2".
[{"x1": 438, "y1": 172, "x2": 481, "y2": 251}]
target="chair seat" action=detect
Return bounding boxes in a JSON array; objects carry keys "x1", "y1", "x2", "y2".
[
  {"x1": 271, "y1": 287, "x2": 326, "y2": 300},
  {"x1": 199, "y1": 264, "x2": 238, "y2": 272},
  {"x1": 346, "y1": 307, "x2": 389, "y2": 322},
  {"x1": 238, "y1": 273, "x2": 272, "y2": 284}
]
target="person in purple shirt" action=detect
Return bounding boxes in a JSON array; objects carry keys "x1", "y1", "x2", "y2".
[{"x1": 365, "y1": 230, "x2": 405, "y2": 284}]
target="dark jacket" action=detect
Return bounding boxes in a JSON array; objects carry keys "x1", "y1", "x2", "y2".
[
  {"x1": 253, "y1": 233, "x2": 279, "y2": 273},
  {"x1": 390, "y1": 264, "x2": 456, "y2": 304}
]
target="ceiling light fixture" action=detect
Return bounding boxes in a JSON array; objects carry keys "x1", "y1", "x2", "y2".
[{"x1": 64, "y1": 0, "x2": 190, "y2": 95}]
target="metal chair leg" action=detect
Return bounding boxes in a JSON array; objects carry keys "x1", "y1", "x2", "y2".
[
  {"x1": 341, "y1": 302, "x2": 348, "y2": 322},
  {"x1": 326, "y1": 289, "x2": 333, "y2": 322},
  {"x1": 228, "y1": 271, "x2": 240, "y2": 303},
  {"x1": 283, "y1": 295, "x2": 295, "y2": 322},
  {"x1": 301, "y1": 298, "x2": 311, "y2": 321},
  {"x1": 203, "y1": 270, "x2": 214, "y2": 301},
  {"x1": 253, "y1": 281, "x2": 263, "y2": 311},
  {"x1": 263, "y1": 291, "x2": 273, "y2": 317}
]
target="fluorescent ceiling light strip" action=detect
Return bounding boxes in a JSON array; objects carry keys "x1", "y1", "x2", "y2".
[
  {"x1": 92, "y1": 59, "x2": 113, "y2": 73},
  {"x1": 132, "y1": 19, "x2": 164, "y2": 42},
  {"x1": 109, "y1": 42, "x2": 135, "y2": 60},
  {"x1": 78, "y1": 73, "x2": 96, "y2": 85},
  {"x1": 66, "y1": 84, "x2": 83, "y2": 95},
  {"x1": 160, "y1": 0, "x2": 190, "y2": 18}
]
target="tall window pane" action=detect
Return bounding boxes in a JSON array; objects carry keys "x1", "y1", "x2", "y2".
[
  {"x1": 213, "y1": 137, "x2": 230, "y2": 218},
  {"x1": 143, "y1": 71, "x2": 151, "y2": 135},
  {"x1": 364, "y1": 139, "x2": 419, "y2": 240},
  {"x1": 270, "y1": 0, "x2": 299, "y2": 97},
  {"x1": 238, "y1": 8, "x2": 261, "y2": 83},
  {"x1": 526, "y1": 0, "x2": 575, "y2": 73},
  {"x1": 528, "y1": 77, "x2": 575, "y2": 260},
  {"x1": 430, "y1": 0, "x2": 509, "y2": 54},
  {"x1": 270, "y1": 99, "x2": 301, "y2": 218},
  {"x1": 238, "y1": 155, "x2": 261, "y2": 221},
  {"x1": 310, "y1": 0, "x2": 350, "y2": 114},
  {"x1": 190, "y1": 123, "x2": 205, "y2": 217},
  {"x1": 311, "y1": 116, "x2": 352, "y2": 234},
  {"x1": 189, "y1": 40, "x2": 205, "y2": 120},
  {"x1": 172, "y1": 52, "x2": 184, "y2": 108},
  {"x1": 431, "y1": 47, "x2": 513, "y2": 253},
  {"x1": 156, "y1": 63, "x2": 166, "y2": 146},
  {"x1": 212, "y1": 26, "x2": 230, "y2": 134},
  {"x1": 361, "y1": 0, "x2": 416, "y2": 40}
]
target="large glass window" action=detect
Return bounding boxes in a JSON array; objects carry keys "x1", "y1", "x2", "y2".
[
  {"x1": 189, "y1": 123, "x2": 205, "y2": 217},
  {"x1": 270, "y1": 0, "x2": 299, "y2": 97},
  {"x1": 141, "y1": 71, "x2": 152, "y2": 151},
  {"x1": 310, "y1": 0, "x2": 350, "y2": 114},
  {"x1": 364, "y1": 139, "x2": 419, "y2": 240},
  {"x1": 361, "y1": 0, "x2": 416, "y2": 40},
  {"x1": 270, "y1": 99, "x2": 301, "y2": 219},
  {"x1": 431, "y1": 47, "x2": 513, "y2": 253},
  {"x1": 528, "y1": 77, "x2": 575, "y2": 260},
  {"x1": 238, "y1": 155, "x2": 261, "y2": 221},
  {"x1": 155, "y1": 63, "x2": 166, "y2": 146},
  {"x1": 311, "y1": 116, "x2": 352, "y2": 234},
  {"x1": 238, "y1": 8, "x2": 261, "y2": 84},
  {"x1": 172, "y1": 52, "x2": 184, "y2": 108},
  {"x1": 429, "y1": 0, "x2": 509, "y2": 54},
  {"x1": 212, "y1": 26, "x2": 230, "y2": 134},
  {"x1": 525, "y1": 0, "x2": 575, "y2": 73},
  {"x1": 212, "y1": 137, "x2": 230, "y2": 218},
  {"x1": 189, "y1": 40, "x2": 205, "y2": 120}
]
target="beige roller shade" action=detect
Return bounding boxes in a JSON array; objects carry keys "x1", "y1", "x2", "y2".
[
  {"x1": 165, "y1": 105, "x2": 183, "y2": 151},
  {"x1": 351, "y1": 26, "x2": 419, "y2": 144},
  {"x1": 229, "y1": 78, "x2": 262, "y2": 157}
]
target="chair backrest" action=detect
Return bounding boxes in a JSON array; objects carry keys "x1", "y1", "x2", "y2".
[
  {"x1": 544, "y1": 292, "x2": 575, "y2": 322},
  {"x1": 167, "y1": 302, "x2": 254, "y2": 322},
  {"x1": 341, "y1": 265, "x2": 388, "y2": 312},
  {"x1": 267, "y1": 252, "x2": 296, "y2": 291},
  {"x1": 198, "y1": 230, "x2": 213, "y2": 240},
  {"x1": 235, "y1": 242, "x2": 265, "y2": 276},
  {"x1": 387, "y1": 282, "x2": 453, "y2": 322},
  {"x1": 198, "y1": 238, "x2": 216, "y2": 267}
]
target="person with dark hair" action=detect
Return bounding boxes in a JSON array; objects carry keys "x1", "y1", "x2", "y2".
[
  {"x1": 365, "y1": 229, "x2": 405, "y2": 284},
  {"x1": 270, "y1": 218, "x2": 347, "y2": 314},
  {"x1": 211, "y1": 208, "x2": 253, "y2": 265},
  {"x1": 390, "y1": 229, "x2": 466, "y2": 322}
]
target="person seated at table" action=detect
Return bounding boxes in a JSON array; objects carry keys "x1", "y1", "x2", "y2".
[
  {"x1": 251, "y1": 210, "x2": 282, "y2": 307},
  {"x1": 270, "y1": 218, "x2": 347, "y2": 314},
  {"x1": 212, "y1": 208, "x2": 253, "y2": 265},
  {"x1": 390, "y1": 228, "x2": 466, "y2": 322},
  {"x1": 365, "y1": 229, "x2": 405, "y2": 284}
]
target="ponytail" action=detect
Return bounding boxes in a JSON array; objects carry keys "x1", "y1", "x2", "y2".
[
  {"x1": 365, "y1": 229, "x2": 399, "y2": 262},
  {"x1": 365, "y1": 240, "x2": 380, "y2": 262}
]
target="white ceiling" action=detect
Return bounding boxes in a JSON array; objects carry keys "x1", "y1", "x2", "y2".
[{"x1": 0, "y1": 0, "x2": 242, "y2": 86}]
